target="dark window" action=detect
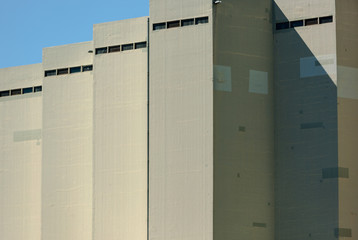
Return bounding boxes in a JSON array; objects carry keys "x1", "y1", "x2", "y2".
[
  {"x1": 95, "y1": 47, "x2": 108, "y2": 55},
  {"x1": 0, "y1": 90, "x2": 10, "y2": 97},
  {"x1": 195, "y1": 16, "x2": 209, "y2": 24},
  {"x1": 70, "y1": 66, "x2": 81, "y2": 74},
  {"x1": 122, "y1": 44, "x2": 134, "y2": 51},
  {"x1": 181, "y1": 18, "x2": 194, "y2": 26},
  {"x1": 44, "y1": 70, "x2": 56, "y2": 77},
  {"x1": 135, "y1": 42, "x2": 147, "y2": 49},
  {"x1": 305, "y1": 18, "x2": 318, "y2": 26},
  {"x1": 276, "y1": 22, "x2": 289, "y2": 30},
  {"x1": 11, "y1": 89, "x2": 22, "y2": 95},
  {"x1": 108, "y1": 45, "x2": 121, "y2": 53},
  {"x1": 320, "y1": 16, "x2": 333, "y2": 24},
  {"x1": 82, "y1": 65, "x2": 93, "y2": 72},
  {"x1": 22, "y1": 87, "x2": 33, "y2": 94},
  {"x1": 57, "y1": 68, "x2": 68, "y2": 75},
  {"x1": 34, "y1": 86, "x2": 42, "y2": 92},
  {"x1": 153, "y1": 22, "x2": 166, "y2": 31},
  {"x1": 290, "y1": 20, "x2": 304, "y2": 28},
  {"x1": 167, "y1": 20, "x2": 180, "y2": 28}
]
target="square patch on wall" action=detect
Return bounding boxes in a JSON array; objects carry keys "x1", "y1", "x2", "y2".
[
  {"x1": 249, "y1": 70, "x2": 268, "y2": 94},
  {"x1": 214, "y1": 65, "x2": 232, "y2": 92}
]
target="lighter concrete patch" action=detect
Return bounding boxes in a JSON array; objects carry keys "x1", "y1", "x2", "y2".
[
  {"x1": 338, "y1": 65, "x2": 358, "y2": 100},
  {"x1": 214, "y1": 65, "x2": 232, "y2": 92},
  {"x1": 249, "y1": 70, "x2": 268, "y2": 94}
]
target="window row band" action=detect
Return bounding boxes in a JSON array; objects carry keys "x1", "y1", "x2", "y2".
[
  {"x1": 45, "y1": 65, "x2": 93, "y2": 77},
  {"x1": 276, "y1": 15, "x2": 333, "y2": 30},
  {"x1": 95, "y1": 41, "x2": 147, "y2": 55},
  {"x1": 0, "y1": 86, "x2": 42, "y2": 98},
  {"x1": 153, "y1": 16, "x2": 209, "y2": 31}
]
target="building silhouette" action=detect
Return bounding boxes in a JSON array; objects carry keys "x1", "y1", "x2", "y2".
[{"x1": 0, "y1": 0, "x2": 357, "y2": 239}]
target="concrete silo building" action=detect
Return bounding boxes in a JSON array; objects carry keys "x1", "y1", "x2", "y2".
[{"x1": 0, "y1": 0, "x2": 357, "y2": 240}]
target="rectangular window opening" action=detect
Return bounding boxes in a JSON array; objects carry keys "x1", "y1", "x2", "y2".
[
  {"x1": 290, "y1": 20, "x2": 304, "y2": 28},
  {"x1": 181, "y1": 18, "x2": 194, "y2": 27},
  {"x1": 0, "y1": 90, "x2": 10, "y2": 97},
  {"x1": 34, "y1": 86, "x2": 42, "y2": 92},
  {"x1": 153, "y1": 22, "x2": 166, "y2": 31},
  {"x1": 276, "y1": 22, "x2": 289, "y2": 30},
  {"x1": 305, "y1": 18, "x2": 318, "y2": 26},
  {"x1": 95, "y1": 47, "x2": 108, "y2": 55},
  {"x1": 82, "y1": 65, "x2": 93, "y2": 72},
  {"x1": 70, "y1": 66, "x2": 81, "y2": 74},
  {"x1": 57, "y1": 68, "x2": 69, "y2": 75},
  {"x1": 11, "y1": 89, "x2": 22, "y2": 96},
  {"x1": 195, "y1": 16, "x2": 209, "y2": 25},
  {"x1": 44, "y1": 70, "x2": 56, "y2": 77},
  {"x1": 320, "y1": 16, "x2": 333, "y2": 24},
  {"x1": 135, "y1": 42, "x2": 147, "y2": 49},
  {"x1": 167, "y1": 20, "x2": 180, "y2": 29},
  {"x1": 22, "y1": 87, "x2": 33, "y2": 94},
  {"x1": 122, "y1": 44, "x2": 134, "y2": 51},
  {"x1": 108, "y1": 45, "x2": 121, "y2": 53}
]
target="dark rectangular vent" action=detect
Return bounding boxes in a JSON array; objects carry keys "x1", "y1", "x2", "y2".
[
  {"x1": 305, "y1": 18, "x2": 318, "y2": 26},
  {"x1": 108, "y1": 45, "x2": 121, "y2": 53},
  {"x1": 195, "y1": 16, "x2": 209, "y2": 24},
  {"x1": 181, "y1": 18, "x2": 194, "y2": 26},
  {"x1": 335, "y1": 228, "x2": 352, "y2": 237},
  {"x1": 95, "y1": 47, "x2": 108, "y2": 55},
  {"x1": 300, "y1": 122, "x2": 324, "y2": 129},
  {"x1": 22, "y1": 87, "x2": 33, "y2": 94},
  {"x1": 82, "y1": 65, "x2": 93, "y2": 72},
  {"x1": 276, "y1": 22, "x2": 289, "y2": 30},
  {"x1": 135, "y1": 42, "x2": 147, "y2": 49},
  {"x1": 323, "y1": 167, "x2": 349, "y2": 179},
  {"x1": 0, "y1": 90, "x2": 10, "y2": 97},
  {"x1": 44, "y1": 70, "x2": 56, "y2": 77},
  {"x1": 290, "y1": 20, "x2": 304, "y2": 28},
  {"x1": 320, "y1": 16, "x2": 333, "y2": 24},
  {"x1": 70, "y1": 66, "x2": 81, "y2": 74},
  {"x1": 11, "y1": 89, "x2": 22, "y2": 95},
  {"x1": 34, "y1": 86, "x2": 42, "y2": 92},
  {"x1": 122, "y1": 44, "x2": 134, "y2": 51},
  {"x1": 167, "y1": 20, "x2": 180, "y2": 28},
  {"x1": 57, "y1": 68, "x2": 68, "y2": 75},
  {"x1": 253, "y1": 222, "x2": 267, "y2": 228},
  {"x1": 153, "y1": 22, "x2": 166, "y2": 31}
]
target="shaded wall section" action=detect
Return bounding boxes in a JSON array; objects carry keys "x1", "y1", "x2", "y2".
[
  {"x1": 274, "y1": 1, "x2": 339, "y2": 239},
  {"x1": 213, "y1": 0, "x2": 274, "y2": 239},
  {"x1": 336, "y1": 0, "x2": 358, "y2": 237}
]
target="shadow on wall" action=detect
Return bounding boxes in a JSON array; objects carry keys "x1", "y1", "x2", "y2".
[{"x1": 274, "y1": 3, "x2": 339, "y2": 240}]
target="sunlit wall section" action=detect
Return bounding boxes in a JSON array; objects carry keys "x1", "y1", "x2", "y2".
[
  {"x1": 149, "y1": 0, "x2": 213, "y2": 239},
  {"x1": 42, "y1": 42, "x2": 94, "y2": 240},
  {"x1": 93, "y1": 17, "x2": 148, "y2": 240},
  {"x1": 0, "y1": 64, "x2": 42, "y2": 240}
]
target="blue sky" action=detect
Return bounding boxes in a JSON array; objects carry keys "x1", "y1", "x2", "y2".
[{"x1": 0, "y1": 0, "x2": 149, "y2": 69}]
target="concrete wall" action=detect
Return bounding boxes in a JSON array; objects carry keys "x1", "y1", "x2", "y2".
[
  {"x1": 274, "y1": 0, "x2": 339, "y2": 239},
  {"x1": 336, "y1": 0, "x2": 358, "y2": 238},
  {"x1": 213, "y1": 1, "x2": 274, "y2": 239},
  {"x1": 0, "y1": 64, "x2": 42, "y2": 240},
  {"x1": 42, "y1": 42, "x2": 93, "y2": 240},
  {"x1": 149, "y1": 1, "x2": 213, "y2": 239},
  {"x1": 93, "y1": 17, "x2": 148, "y2": 240}
]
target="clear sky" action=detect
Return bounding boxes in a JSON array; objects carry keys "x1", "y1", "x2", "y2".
[{"x1": 0, "y1": 0, "x2": 149, "y2": 69}]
